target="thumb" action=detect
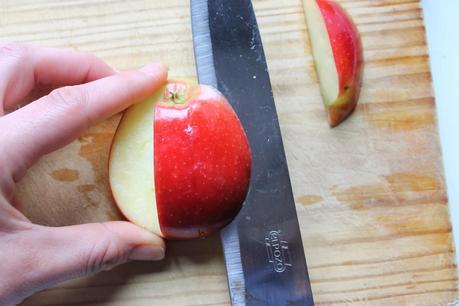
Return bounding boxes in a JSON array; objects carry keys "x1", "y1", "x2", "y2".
[{"x1": 23, "y1": 222, "x2": 164, "y2": 291}]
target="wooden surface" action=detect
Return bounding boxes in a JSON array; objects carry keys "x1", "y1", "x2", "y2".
[{"x1": 0, "y1": 0, "x2": 457, "y2": 305}]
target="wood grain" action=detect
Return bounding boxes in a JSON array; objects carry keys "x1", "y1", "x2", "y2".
[{"x1": 0, "y1": 0, "x2": 456, "y2": 305}]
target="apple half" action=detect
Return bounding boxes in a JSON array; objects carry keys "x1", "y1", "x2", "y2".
[
  {"x1": 304, "y1": 0, "x2": 363, "y2": 127},
  {"x1": 109, "y1": 81, "x2": 251, "y2": 239}
]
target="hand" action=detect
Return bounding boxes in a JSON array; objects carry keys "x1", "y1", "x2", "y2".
[{"x1": 0, "y1": 43, "x2": 167, "y2": 306}]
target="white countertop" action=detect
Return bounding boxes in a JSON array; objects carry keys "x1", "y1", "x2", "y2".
[{"x1": 422, "y1": 0, "x2": 459, "y2": 261}]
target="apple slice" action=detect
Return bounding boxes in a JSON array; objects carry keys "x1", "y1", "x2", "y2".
[
  {"x1": 109, "y1": 89, "x2": 160, "y2": 234},
  {"x1": 304, "y1": 0, "x2": 363, "y2": 127},
  {"x1": 109, "y1": 81, "x2": 251, "y2": 239}
]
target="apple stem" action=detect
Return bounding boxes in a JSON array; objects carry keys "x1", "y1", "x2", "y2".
[
  {"x1": 165, "y1": 85, "x2": 187, "y2": 105},
  {"x1": 170, "y1": 91, "x2": 180, "y2": 102}
]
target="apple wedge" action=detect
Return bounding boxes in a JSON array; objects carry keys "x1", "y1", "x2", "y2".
[
  {"x1": 304, "y1": 0, "x2": 363, "y2": 127},
  {"x1": 109, "y1": 80, "x2": 251, "y2": 239}
]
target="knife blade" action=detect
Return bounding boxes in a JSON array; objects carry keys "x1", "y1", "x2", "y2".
[{"x1": 191, "y1": 1, "x2": 314, "y2": 305}]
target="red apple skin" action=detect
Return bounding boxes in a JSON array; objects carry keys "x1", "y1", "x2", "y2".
[
  {"x1": 154, "y1": 81, "x2": 251, "y2": 239},
  {"x1": 317, "y1": 0, "x2": 363, "y2": 127}
]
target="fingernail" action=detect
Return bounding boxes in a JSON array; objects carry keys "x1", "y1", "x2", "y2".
[
  {"x1": 130, "y1": 245, "x2": 165, "y2": 261},
  {"x1": 140, "y1": 63, "x2": 168, "y2": 76}
]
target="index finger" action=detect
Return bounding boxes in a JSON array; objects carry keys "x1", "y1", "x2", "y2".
[
  {"x1": 0, "y1": 43, "x2": 115, "y2": 113},
  {"x1": 1, "y1": 63, "x2": 167, "y2": 180}
]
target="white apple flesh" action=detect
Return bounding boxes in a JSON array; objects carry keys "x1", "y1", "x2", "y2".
[
  {"x1": 109, "y1": 91, "x2": 162, "y2": 235},
  {"x1": 304, "y1": 0, "x2": 339, "y2": 106}
]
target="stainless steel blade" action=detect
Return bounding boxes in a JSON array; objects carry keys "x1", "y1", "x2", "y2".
[{"x1": 191, "y1": 1, "x2": 314, "y2": 305}]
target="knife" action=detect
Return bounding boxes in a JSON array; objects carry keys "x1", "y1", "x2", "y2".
[{"x1": 191, "y1": 1, "x2": 314, "y2": 305}]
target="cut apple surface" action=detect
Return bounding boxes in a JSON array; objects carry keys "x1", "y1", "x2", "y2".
[
  {"x1": 109, "y1": 81, "x2": 251, "y2": 239},
  {"x1": 304, "y1": 0, "x2": 363, "y2": 127},
  {"x1": 109, "y1": 90, "x2": 160, "y2": 234}
]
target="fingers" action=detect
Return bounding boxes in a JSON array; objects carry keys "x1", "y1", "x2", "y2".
[
  {"x1": 0, "y1": 42, "x2": 115, "y2": 113},
  {"x1": 2, "y1": 222, "x2": 165, "y2": 305},
  {"x1": 1, "y1": 63, "x2": 167, "y2": 180},
  {"x1": 41, "y1": 222, "x2": 165, "y2": 276}
]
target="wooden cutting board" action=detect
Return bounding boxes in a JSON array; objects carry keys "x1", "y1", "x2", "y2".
[{"x1": 0, "y1": 0, "x2": 457, "y2": 305}]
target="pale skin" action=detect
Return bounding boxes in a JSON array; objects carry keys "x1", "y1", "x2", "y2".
[{"x1": 0, "y1": 43, "x2": 167, "y2": 306}]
